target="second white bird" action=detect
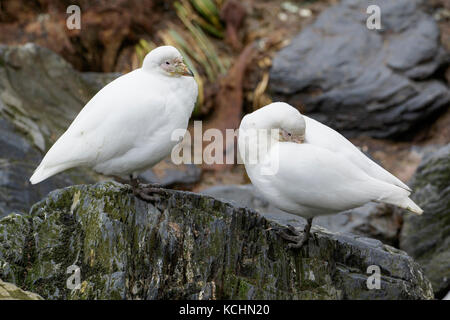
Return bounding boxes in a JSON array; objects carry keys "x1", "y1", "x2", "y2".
[{"x1": 238, "y1": 102, "x2": 422, "y2": 246}]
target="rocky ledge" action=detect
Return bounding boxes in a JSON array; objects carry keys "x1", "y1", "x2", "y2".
[
  {"x1": 0, "y1": 182, "x2": 433, "y2": 300},
  {"x1": 0, "y1": 279, "x2": 43, "y2": 300}
]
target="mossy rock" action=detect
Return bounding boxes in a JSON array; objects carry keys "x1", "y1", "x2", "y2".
[
  {"x1": 0, "y1": 279, "x2": 43, "y2": 300},
  {"x1": 0, "y1": 182, "x2": 433, "y2": 299}
]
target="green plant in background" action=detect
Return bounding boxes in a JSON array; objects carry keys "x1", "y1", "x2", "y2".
[
  {"x1": 189, "y1": 0, "x2": 224, "y2": 38},
  {"x1": 135, "y1": 0, "x2": 231, "y2": 117},
  {"x1": 135, "y1": 39, "x2": 156, "y2": 65},
  {"x1": 174, "y1": 0, "x2": 227, "y2": 77}
]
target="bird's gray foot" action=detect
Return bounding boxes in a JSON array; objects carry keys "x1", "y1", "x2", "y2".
[
  {"x1": 117, "y1": 174, "x2": 163, "y2": 202},
  {"x1": 278, "y1": 218, "x2": 313, "y2": 249},
  {"x1": 132, "y1": 182, "x2": 164, "y2": 202},
  {"x1": 129, "y1": 176, "x2": 139, "y2": 189}
]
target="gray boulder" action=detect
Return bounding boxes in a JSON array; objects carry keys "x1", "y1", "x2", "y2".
[
  {"x1": 0, "y1": 117, "x2": 94, "y2": 218},
  {"x1": 0, "y1": 182, "x2": 433, "y2": 299},
  {"x1": 269, "y1": 0, "x2": 450, "y2": 138},
  {"x1": 139, "y1": 159, "x2": 202, "y2": 188},
  {"x1": 400, "y1": 144, "x2": 450, "y2": 298}
]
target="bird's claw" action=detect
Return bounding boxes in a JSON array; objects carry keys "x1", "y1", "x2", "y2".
[
  {"x1": 286, "y1": 237, "x2": 308, "y2": 249},
  {"x1": 133, "y1": 184, "x2": 163, "y2": 202},
  {"x1": 277, "y1": 224, "x2": 311, "y2": 250}
]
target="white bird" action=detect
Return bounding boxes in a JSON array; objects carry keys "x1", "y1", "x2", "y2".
[
  {"x1": 238, "y1": 102, "x2": 423, "y2": 248},
  {"x1": 30, "y1": 46, "x2": 198, "y2": 192}
]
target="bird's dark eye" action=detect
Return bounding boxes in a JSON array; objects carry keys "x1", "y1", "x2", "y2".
[
  {"x1": 288, "y1": 133, "x2": 292, "y2": 136},
  {"x1": 165, "y1": 61, "x2": 170, "y2": 65}
]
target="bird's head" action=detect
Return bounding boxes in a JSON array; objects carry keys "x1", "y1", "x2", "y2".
[
  {"x1": 240, "y1": 102, "x2": 305, "y2": 144},
  {"x1": 142, "y1": 46, "x2": 194, "y2": 77}
]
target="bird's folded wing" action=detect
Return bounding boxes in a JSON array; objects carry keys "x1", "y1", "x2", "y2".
[
  {"x1": 270, "y1": 143, "x2": 407, "y2": 212},
  {"x1": 37, "y1": 70, "x2": 167, "y2": 170},
  {"x1": 303, "y1": 116, "x2": 411, "y2": 191}
]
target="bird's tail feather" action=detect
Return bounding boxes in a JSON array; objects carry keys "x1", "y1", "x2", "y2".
[
  {"x1": 376, "y1": 184, "x2": 423, "y2": 215},
  {"x1": 30, "y1": 164, "x2": 72, "y2": 184},
  {"x1": 402, "y1": 197, "x2": 423, "y2": 215}
]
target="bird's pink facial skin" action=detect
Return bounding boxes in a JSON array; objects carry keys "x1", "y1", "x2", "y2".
[
  {"x1": 279, "y1": 128, "x2": 304, "y2": 143},
  {"x1": 160, "y1": 57, "x2": 194, "y2": 77}
]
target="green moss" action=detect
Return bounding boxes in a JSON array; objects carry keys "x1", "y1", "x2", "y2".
[
  {"x1": 237, "y1": 278, "x2": 253, "y2": 299},
  {"x1": 0, "y1": 182, "x2": 435, "y2": 300}
]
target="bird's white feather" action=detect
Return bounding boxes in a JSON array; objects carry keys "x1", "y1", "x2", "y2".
[
  {"x1": 238, "y1": 102, "x2": 423, "y2": 218},
  {"x1": 245, "y1": 143, "x2": 421, "y2": 218},
  {"x1": 303, "y1": 116, "x2": 412, "y2": 192},
  {"x1": 30, "y1": 47, "x2": 197, "y2": 184}
]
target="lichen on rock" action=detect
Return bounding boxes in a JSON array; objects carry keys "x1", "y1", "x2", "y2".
[{"x1": 0, "y1": 182, "x2": 434, "y2": 300}]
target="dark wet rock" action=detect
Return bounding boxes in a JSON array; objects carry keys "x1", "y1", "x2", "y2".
[
  {"x1": 0, "y1": 279, "x2": 43, "y2": 300},
  {"x1": 400, "y1": 144, "x2": 450, "y2": 298},
  {"x1": 0, "y1": 118, "x2": 94, "y2": 218},
  {"x1": 202, "y1": 185, "x2": 402, "y2": 246},
  {"x1": 0, "y1": 182, "x2": 433, "y2": 299},
  {"x1": 269, "y1": 0, "x2": 450, "y2": 139},
  {"x1": 0, "y1": 43, "x2": 101, "y2": 150}
]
